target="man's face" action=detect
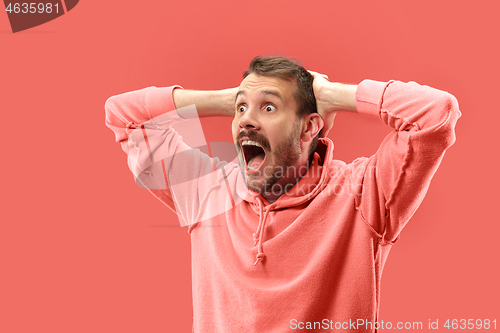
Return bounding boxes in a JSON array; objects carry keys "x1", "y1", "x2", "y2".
[{"x1": 232, "y1": 74, "x2": 308, "y2": 200}]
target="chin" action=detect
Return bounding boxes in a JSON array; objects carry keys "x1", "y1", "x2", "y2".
[{"x1": 245, "y1": 176, "x2": 266, "y2": 194}]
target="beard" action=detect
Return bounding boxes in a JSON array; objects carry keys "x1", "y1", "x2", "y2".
[{"x1": 235, "y1": 123, "x2": 303, "y2": 199}]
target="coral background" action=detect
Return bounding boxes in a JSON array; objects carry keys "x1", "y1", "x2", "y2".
[{"x1": 1, "y1": 1, "x2": 499, "y2": 332}]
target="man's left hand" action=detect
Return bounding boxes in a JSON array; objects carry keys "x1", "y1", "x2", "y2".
[{"x1": 309, "y1": 70, "x2": 358, "y2": 138}]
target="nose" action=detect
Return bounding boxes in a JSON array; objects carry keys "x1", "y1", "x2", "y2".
[{"x1": 238, "y1": 107, "x2": 261, "y2": 131}]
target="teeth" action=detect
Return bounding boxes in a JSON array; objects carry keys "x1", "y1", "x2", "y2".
[
  {"x1": 247, "y1": 157, "x2": 257, "y2": 170},
  {"x1": 241, "y1": 140, "x2": 262, "y2": 148}
]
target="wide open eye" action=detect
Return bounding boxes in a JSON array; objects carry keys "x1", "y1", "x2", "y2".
[
  {"x1": 264, "y1": 104, "x2": 276, "y2": 112},
  {"x1": 237, "y1": 105, "x2": 247, "y2": 113}
]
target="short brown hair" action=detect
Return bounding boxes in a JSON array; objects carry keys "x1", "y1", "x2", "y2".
[
  {"x1": 244, "y1": 56, "x2": 319, "y2": 159},
  {"x1": 244, "y1": 56, "x2": 317, "y2": 118}
]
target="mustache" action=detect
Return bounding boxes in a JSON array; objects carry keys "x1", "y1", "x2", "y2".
[{"x1": 236, "y1": 130, "x2": 271, "y2": 152}]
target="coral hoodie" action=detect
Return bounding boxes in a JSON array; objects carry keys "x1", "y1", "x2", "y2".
[{"x1": 105, "y1": 79, "x2": 460, "y2": 332}]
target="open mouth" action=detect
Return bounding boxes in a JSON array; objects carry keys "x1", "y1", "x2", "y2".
[{"x1": 241, "y1": 140, "x2": 266, "y2": 172}]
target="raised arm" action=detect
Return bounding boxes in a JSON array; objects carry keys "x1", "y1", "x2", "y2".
[
  {"x1": 105, "y1": 86, "x2": 240, "y2": 226},
  {"x1": 105, "y1": 87, "x2": 236, "y2": 143},
  {"x1": 311, "y1": 73, "x2": 461, "y2": 242},
  {"x1": 173, "y1": 88, "x2": 237, "y2": 118}
]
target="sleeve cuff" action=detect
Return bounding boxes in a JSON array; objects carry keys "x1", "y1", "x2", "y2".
[
  {"x1": 145, "y1": 85, "x2": 183, "y2": 120},
  {"x1": 356, "y1": 79, "x2": 391, "y2": 118}
]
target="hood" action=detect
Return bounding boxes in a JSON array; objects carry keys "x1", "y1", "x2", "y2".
[
  {"x1": 236, "y1": 137, "x2": 335, "y2": 209},
  {"x1": 234, "y1": 137, "x2": 339, "y2": 265}
]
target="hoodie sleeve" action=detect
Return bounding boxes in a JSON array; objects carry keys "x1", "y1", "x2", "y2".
[
  {"x1": 104, "y1": 86, "x2": 238, "y2": 227},
  {"x1": 352, "y1": 80, "x2": 461, "y2": 243}
]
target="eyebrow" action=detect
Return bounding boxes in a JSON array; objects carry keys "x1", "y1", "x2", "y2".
[{"x1": 235, "y1": 90, "x2": 284, "y2": 104}]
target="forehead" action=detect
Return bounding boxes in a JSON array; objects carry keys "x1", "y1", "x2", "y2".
[{"x1": 237, "y1": 73, "x2": 297, "y2": 103}]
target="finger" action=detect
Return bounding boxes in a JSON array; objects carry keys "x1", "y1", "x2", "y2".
[
  {"x1": 308, "y1": 70, "x2": 329, "y2": 80},
  {"x1": 319, "y1": 127, "x2": 330, "y2": 138}
]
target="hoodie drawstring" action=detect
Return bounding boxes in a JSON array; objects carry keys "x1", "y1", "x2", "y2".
[{"x1": 253, "y1": 197, "x2": 270, "y2": 265}]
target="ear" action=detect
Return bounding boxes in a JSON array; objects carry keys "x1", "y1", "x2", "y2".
[{"x1": 301, "y1": 113, "x2": 324, "y2": 143}]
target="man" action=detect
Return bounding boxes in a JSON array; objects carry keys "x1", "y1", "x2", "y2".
[{"x1": 105, "y1": 56, "x2": 460, "y2": 332}]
